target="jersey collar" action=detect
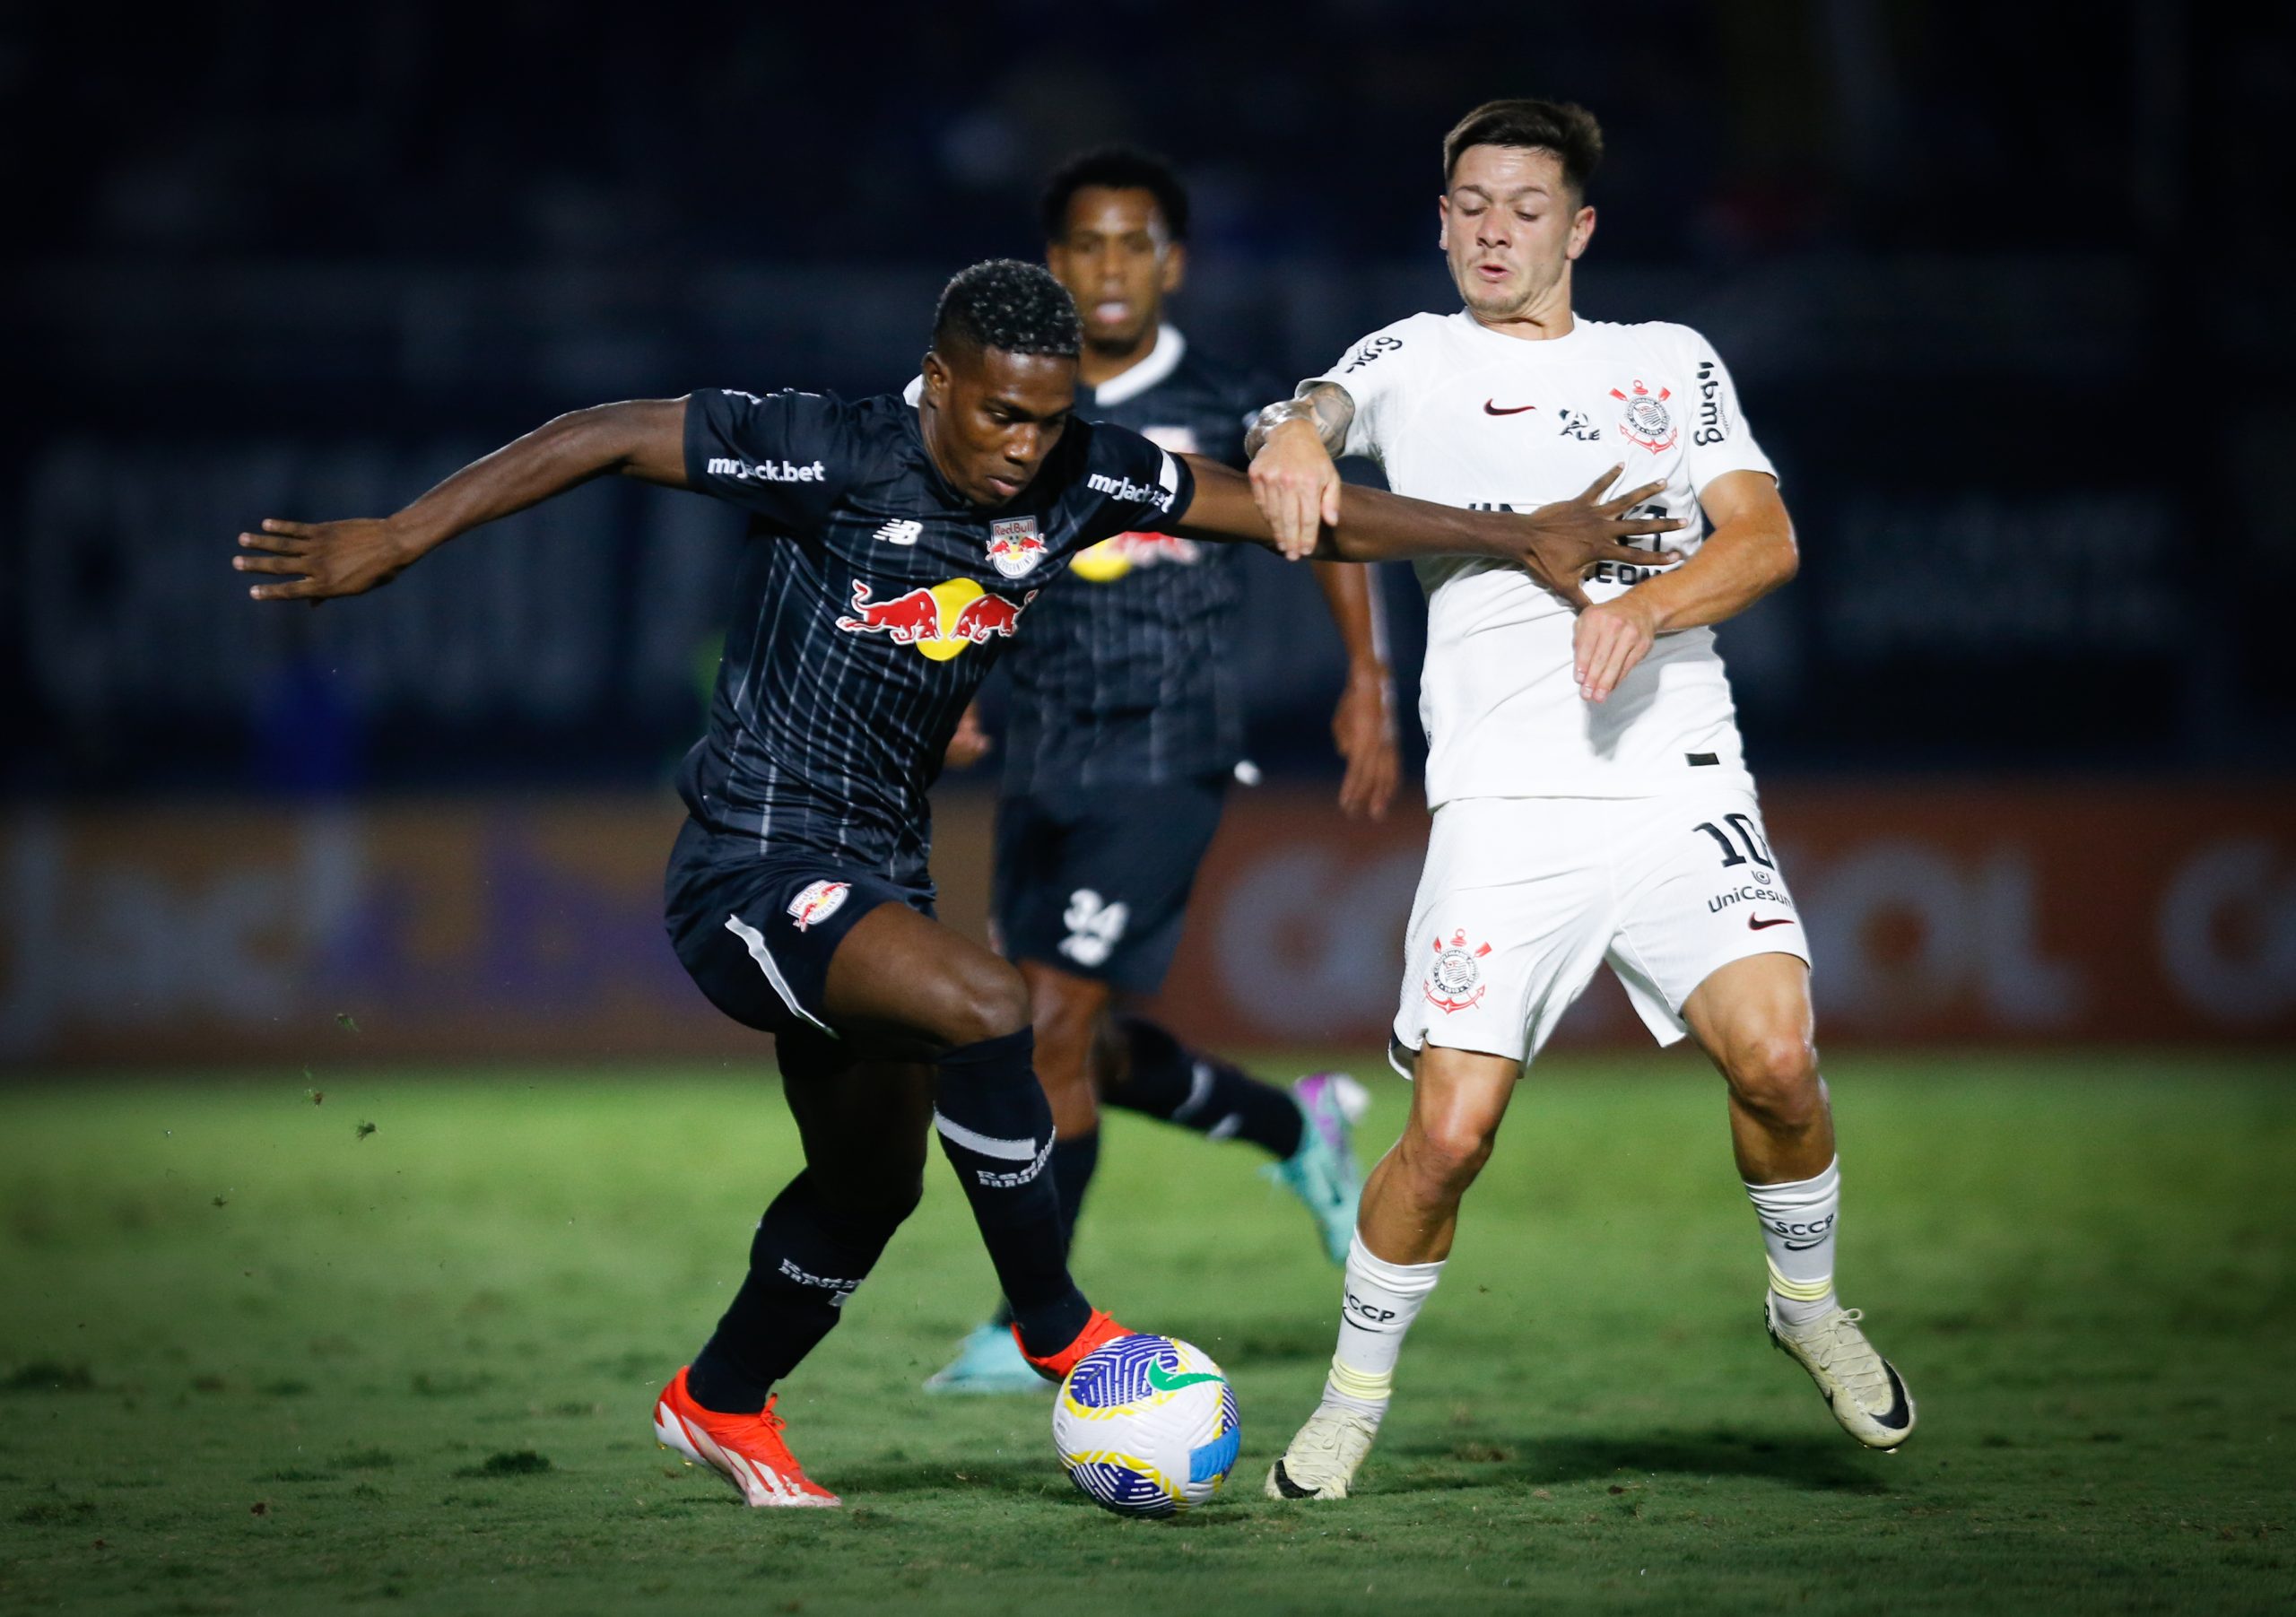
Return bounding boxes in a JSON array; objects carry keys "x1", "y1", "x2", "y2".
[
  {"x1": 1451, "y1": 309, "x2": 1588, "y2": 353},
  {"x1": 1087, "y1": 324, "x2": 1186, "y2": 406}
]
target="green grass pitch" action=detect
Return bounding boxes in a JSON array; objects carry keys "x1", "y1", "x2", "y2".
[{"x1": 2, "y1": 1054, "x2": 2291, "y2": 1615}]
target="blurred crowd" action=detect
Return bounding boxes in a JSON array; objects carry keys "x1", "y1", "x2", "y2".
[
  {"x1": 17, "y1": 0, "x2": 2276, "y2": 272},
  {"x1": 6, "y1": 2, "x2": 2292, "y2": 798}
]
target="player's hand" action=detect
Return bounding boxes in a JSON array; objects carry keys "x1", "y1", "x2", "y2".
[
  {"x1": 1249, "y1": 419, "x2": 1343, "y2": 562},
  {"x1": 944, "y1": 702, "x2": 994, "y2": 769},
  {"x1": 1573, "y1": 594, "x2": 1658, "y2": 703},
  {"x1": 1330, "y1": 663, "x2": 1400, "y2": 821},
  {"x1": 1518, "y1": 466, "x2": 1688, "y2": 608},
  {"x1": 235, "y1": 517, "x2": 422, "y2": 604}
]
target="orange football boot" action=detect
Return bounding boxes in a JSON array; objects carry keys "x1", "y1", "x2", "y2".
[
  {"x1": 653, "y1": 1368, "x2": 839, "y2": 1508},
  {"x1": 1013, "y1": 1308, "x2": 1134, "y2": 1382}
]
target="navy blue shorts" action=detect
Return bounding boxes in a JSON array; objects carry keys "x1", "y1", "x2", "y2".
[
  {"x1": 992, "y1": 776, "x2": 1227, "y2": 995},
  {"x1": 664, "y1": 819, "x2": 935, "y2": 1044}
]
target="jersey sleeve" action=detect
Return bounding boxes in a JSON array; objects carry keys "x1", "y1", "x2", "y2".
[
  {"x1": 1074, "y1": 422, "x2": 1196, "y2": 542},
  {"x1": 683, "y1": 387, "x2": 851, "y2": 529},
  {"x1": 1303, "y1": 317, "x2": 1421, "y2": 464},
  {"x1": 1674, "y1": 328, "x2": 1778, "y2": 494}
]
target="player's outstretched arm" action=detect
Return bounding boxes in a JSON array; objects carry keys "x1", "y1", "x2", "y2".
[
  {"x1": 1309, "y1": 561, "x2": 1399, "y2": 821},
  {"x1": 235, "y1": 398, "x2": 690, "y2": 602},
  {"x1": 1571, "y1": 470, "x2": 1797, "y2": 703},
  {"x1": 1172, "y1": 456, "x2": 1686, "y2": 608},
  {"x1": 1245, "y1": 382, "x2": 1355, "y2": 561}
]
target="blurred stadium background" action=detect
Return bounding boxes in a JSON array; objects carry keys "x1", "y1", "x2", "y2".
[{"x1": 4, "y1": 0, "x2": 2292, "y2": 1068}]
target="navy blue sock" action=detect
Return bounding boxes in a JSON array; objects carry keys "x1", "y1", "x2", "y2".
[
  {"x1": 991, "y1": 1129, "x2": 1099, "y2": 1330},
  {"x1": 687, "y1": 1169, "x2": 914, "y2": 1413},
  {"x1": 935, "y1": 1029, "x2": 1091, "y2": 1358},
  {"x1": 1104, "y1": 1016, "x2": 1304, "y2": 1161}
]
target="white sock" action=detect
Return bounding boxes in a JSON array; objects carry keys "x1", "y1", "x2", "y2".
[
  {"x1": 1745, "y1": 1157, "x2": 1840, "y2": 1327},
  {"x1": 1319, "y1": 1232, "x2": 1445, "y2": 1427}
]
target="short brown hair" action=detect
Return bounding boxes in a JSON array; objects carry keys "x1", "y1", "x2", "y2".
[{"x1": 1441, "y1": 99, "x2": 1604, "y2": 197}]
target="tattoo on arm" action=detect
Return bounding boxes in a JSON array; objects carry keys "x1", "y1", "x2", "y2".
[{"x1": 1246, "y1": 381, "x2": 1355, "y2": 458}]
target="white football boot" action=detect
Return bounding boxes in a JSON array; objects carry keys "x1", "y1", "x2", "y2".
[
  {"x1": 1764, "y1": 1295, "x2": 1917, "y2": 1449},
  {"x1": 1264, "y1": 1404, "x2": 1380, "y2": 1500}
]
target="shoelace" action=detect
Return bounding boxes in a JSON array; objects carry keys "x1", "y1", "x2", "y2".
[
  {"x1": 1804, "y1": 1310, "x2": 1893, "y2": 1404},
  {"x1": 1294, "y1": 1409, "x2": 1375, "y2": 1469}
]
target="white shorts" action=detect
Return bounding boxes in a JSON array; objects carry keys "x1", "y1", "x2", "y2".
[{"x1": 1390, "y1": 787, "x2": 1812, "y2": 1075}]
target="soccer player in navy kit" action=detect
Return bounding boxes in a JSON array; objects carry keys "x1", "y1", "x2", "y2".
[
  {"x1": 234, "y1": 259, "x2": 1683, "y2": 1508},
  {"x1": 927, "y1": 151, "x2": 1402, "y2": 1393}
]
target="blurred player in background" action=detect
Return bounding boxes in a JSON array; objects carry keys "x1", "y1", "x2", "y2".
[
  {"x1": 1246, "y1": 99, "x2": 1916, "y2": 1501},
  {"x1": 234, "y1": 256, "x2": 1684, "y2": 1509},
  {"x1": 926, "y1": 149, "x2": 1399, "y2": 1394}
]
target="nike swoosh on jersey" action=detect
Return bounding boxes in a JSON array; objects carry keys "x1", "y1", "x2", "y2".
[
  {"x1": 1748, "y1": 917, "x2": 1798, "y2": 931},
  {"x1": 1146, "y1": 1361, "x2": 1224, "y2": 1394},
  {"x1": 1482, "y1": 400, "x2": 1536, "y2": 416}
]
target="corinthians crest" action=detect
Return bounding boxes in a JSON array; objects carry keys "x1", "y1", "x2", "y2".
[
  {"x1": 1424, "y1": 927, "x2": 1492, "y2": 1014},
  {"x1": 1610, "y1": 379, "x2": 1676, "y2": 453}
]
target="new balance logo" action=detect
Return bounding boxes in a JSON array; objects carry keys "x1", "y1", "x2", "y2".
[
  {"x1": 874, "y1": 519, "x2": 923, "y2": 545},
  {"x1": 707, "y1": 456, "x2": 826, "y2": 483}
]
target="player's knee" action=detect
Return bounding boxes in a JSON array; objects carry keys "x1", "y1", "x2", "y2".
[
  {"x1": 1724, "y1": 1031, "x2": 1822, "y2": 1126},
  {"x1": 1030, "y1": 982, "x2": 1100, "y2": 1069},
  {"x1": 1402, "y1": 1114, "x2": 1498, "y2": 1195},
  {"x1": 939, "y1": 959, "x2": 1033, "y2": 1048}
]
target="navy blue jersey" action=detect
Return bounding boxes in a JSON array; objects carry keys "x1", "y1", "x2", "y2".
[
  {"x1": 997, "y1": 329, "x2": 1272, "y2": 794},
  {"x1": 680, "y1": 387, "x2": 1195, "y2": 886}
]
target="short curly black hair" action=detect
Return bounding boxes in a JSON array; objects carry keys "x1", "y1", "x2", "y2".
[
  {"x1": 1039, "y1": 146, "x2": 1190, "y2": 242},
  {"x1": 931, "y1": 258, "x2": 1082, "y2": 359}
]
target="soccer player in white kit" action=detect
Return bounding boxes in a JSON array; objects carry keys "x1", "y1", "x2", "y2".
[{"x1": 1244, "y1": 99, "x2": 1916, "y2": 1500}]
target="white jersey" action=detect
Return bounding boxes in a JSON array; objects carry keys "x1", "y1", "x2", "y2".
[{"x1": 1314, "y1": 311, "x2": 1778, "y2": 803}]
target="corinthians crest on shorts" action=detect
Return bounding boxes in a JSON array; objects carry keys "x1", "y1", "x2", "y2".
[
  {"x1": 1423, "y1": 927, "x2": 1492, "y2": 1014},
  {"x1": 1610, "y1": 379, "x2": 1677, "y2": 453}
]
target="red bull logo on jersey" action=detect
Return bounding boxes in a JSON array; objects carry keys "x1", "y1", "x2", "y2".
[
  {"x1": 1068, "y1": 531, "x2": 1205, "y2": 584},
  {"x1": 786, "y1": 879, "x2": 850, "y2": 932},
  {"x1": 1424, "y1": 927, "x2": 1492, "y2": 1014},
  {"x1": 1611, "y1": 379, "x2": 1677, "y2": 454},
  {"x1": 985, "y1": 517, "x2": 1047, "y2": 579},
  {"x1": 835, "y1": 578, "x2": 1038, "y2": 662}
]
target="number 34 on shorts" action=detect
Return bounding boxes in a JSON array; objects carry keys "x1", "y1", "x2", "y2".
[{"x1": 1389, "y1": 790, "x2": 1814, "y2": 1070}]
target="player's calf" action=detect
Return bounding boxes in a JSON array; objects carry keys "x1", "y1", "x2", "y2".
[
  {"x1": 934, "y1": 1027, "x2": 1094, "y2": 1359},
  {"x1": 685, "y1": 1167, "x2": 917, "y2": 1415},
  {"x1": 1720, "y1": 1033, "x2": 1829, "y2": 1164}
]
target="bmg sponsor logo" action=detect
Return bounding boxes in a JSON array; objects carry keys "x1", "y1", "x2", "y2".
[{"x1": 1693, "y1": 360, "x2": 1726, "y2": 447}]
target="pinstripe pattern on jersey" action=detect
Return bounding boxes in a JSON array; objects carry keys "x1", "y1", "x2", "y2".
[
  {"x1": 678, "y1": 389, "x2": 1191, "y2": 886},
  {"x1": 1000, "y1": 333, "x2": 1271, "y2": 795}
]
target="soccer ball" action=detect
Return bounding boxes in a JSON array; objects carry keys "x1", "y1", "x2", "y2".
[{"x1": 1053, "y1": 1334, "x2": 1240, "y2": 1517}]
